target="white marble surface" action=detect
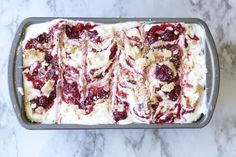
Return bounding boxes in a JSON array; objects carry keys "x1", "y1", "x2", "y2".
[{"x1": 0, "y1": 0, "x2": 236, "y2": 156}]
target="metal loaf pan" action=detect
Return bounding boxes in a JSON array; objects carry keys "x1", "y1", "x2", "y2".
[{"x1": 8, "y1": 17, "x2": 220, "y2": 129}]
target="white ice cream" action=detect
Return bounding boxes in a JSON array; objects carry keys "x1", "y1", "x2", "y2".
[{"x1": 22, "y1": 20, "x2": 207, "y2": 124}]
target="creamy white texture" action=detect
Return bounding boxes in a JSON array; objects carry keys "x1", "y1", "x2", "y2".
[
  {"x1": 58, "y1": 101, "x2": 114, "y2": 124},
  {"x1": 181, "y1": 24, "x2": 207, "y2": 121},
  {"x1": 22, "y1": 20, "x2": 206, "y2": 124}
]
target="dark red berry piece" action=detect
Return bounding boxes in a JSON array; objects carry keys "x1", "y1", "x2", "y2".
[
  {"x1": 156, "y1": 64, "x2": 174, "y2": 82},
  {"x1": 109, "y1": 43, "x2": 117, "y2": 60},
  {"x1": 113, "y1": 111, "x2": 127, "y2": 122},
  {"x1": 168, "y1": 84, "x2": 181, "y2": 101}
]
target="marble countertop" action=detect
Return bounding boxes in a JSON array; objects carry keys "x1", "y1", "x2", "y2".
[{"x1": 0, "y1": 0, "x2": 236, "y2": 156}]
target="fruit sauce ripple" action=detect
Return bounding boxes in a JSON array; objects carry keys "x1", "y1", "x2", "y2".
[
  {"x1": 147, "y1": 23, "x2": 185, "y2": 44},
  {"x1": 147, "y1": 23, "x2": 190, "y2": 123},
  {"x1": 25, "y1": 62, "x2": 59, "y2": 110}
]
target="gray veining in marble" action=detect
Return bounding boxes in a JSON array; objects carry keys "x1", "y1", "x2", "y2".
[{"x1": 0, "y1": 0, "x2": 236, "y2": 157}]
